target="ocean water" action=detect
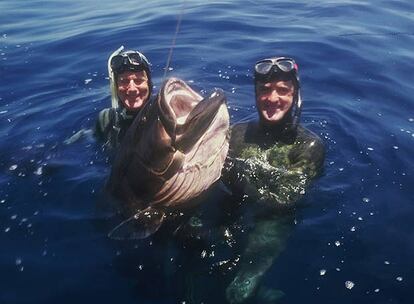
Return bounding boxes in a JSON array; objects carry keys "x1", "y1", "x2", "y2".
[{"x1": 1, "y1": 0, "x2": 413, "y2": 303}]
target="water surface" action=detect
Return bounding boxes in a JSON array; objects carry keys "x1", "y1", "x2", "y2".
[{"x1": 1, "y1": 0, "x2": 414, "y2": 303}]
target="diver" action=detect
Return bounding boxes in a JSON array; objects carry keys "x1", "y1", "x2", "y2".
[
  {"x1": 95, "y1": 46, "x2": 154, "y2": 148},
  {"x1": 223, "y1": 56, "x2": 325, "y2": 207},
  {"x1": 222, "y1": 57, "x2": 325, "y2": 303}
]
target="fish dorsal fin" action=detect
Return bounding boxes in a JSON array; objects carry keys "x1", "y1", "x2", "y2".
[{"x1": 108, "y1": 207, "x2": 165, "y2": 240}]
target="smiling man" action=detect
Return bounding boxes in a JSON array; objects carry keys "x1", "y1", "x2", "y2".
[
  {"x1": 95, "y1": 46, "x2": 153, "y2": 148},
  {"x1": 256, "y1": 78, "x2": 295, "y2": 123},
  {"x1": 116, "y1": 70, "x2": 150, "y2": 110}
]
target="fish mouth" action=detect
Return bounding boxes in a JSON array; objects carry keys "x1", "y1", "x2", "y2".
[
  {"x1": 106, "y1": 77, "x2": 230, "y2": 216},
  {"x1": 158, "y1": 77, "x2": 227, "y2": 153}
]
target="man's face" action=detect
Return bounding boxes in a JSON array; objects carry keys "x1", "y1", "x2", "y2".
[
  {"x1": 256, "y1": 79, "x2": 294, "y2": 124},
  {"x1": 117, "y1": 71, "x2": 150, "y2": 111}
]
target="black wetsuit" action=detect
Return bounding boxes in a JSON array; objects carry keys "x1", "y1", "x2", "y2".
[{"x1": 95, "y1": 97, "x2": 155, "y2": 149}]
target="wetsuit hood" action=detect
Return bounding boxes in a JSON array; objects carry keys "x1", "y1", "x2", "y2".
[{"x1": 107, "y1": 46, "x2": 153, "y2": 115}]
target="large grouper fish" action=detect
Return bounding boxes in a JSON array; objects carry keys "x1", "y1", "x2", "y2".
[{"x1": 106, "y1": 78, "x2": 230, "y2": 239}]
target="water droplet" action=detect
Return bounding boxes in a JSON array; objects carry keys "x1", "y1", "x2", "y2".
[
  {"x1": 362, "y1": 197, "x2": 370, "y2": 203},
  {"x1": 396, "y1": 276, "x2": 403, "y2": 282},
  {"x1": 384, "y1": 261, "x2": 390, "y2": 265},
  {"x1": 34, "y1": 167, "x2": 43, "y2": 176},
  {"x1": 345, "y1": 281, "x2": 355, "y2": 289},
  {"x1": 335, "y1": 241, "x2": 341, "y2": 247},
  {"x1": 15, "y1": 258, "x2": 22, "y2": 265},
  {"x1": 374, "y1": 288, "x2": 380, "y2": 293},
  {"x1": 9, "y1": 164, "x2": 17, "y2": 171},
  {"x1": 350, "y1": 226, "x2": 356, "y2": 232},
  {"x1": 393, "y1": 146, "x2": 399, "y2": 150},
  {"x1": 84, "y1": 79, "x2": 92, "y2": 84},
  {"x1": 367, "y1": 147, "x2": 374, "y2": 151},
  {"x1": 320, "y1": 269, "x2": 326, "y2": 276}
]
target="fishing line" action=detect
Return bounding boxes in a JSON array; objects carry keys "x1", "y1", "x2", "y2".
[{"x1": 163, "y1": 1, "x2": 186, "y2": 80}]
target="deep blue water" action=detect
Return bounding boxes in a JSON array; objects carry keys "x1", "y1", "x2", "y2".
[{"x1": 1, "y1": 0, "x2": 414, "y2": 303}]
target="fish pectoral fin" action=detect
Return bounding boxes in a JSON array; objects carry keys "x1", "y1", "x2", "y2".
[{"x1": 108, "y1": 207, "x2": 165, "y2": 240}]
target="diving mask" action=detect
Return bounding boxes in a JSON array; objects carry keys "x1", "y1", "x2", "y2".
[
  {"x1": 110, "y1": 51, "x2": 151, "y2": 73},
  {"x1": 255, "y1": 57, "x2": 298, "y2": 75}
]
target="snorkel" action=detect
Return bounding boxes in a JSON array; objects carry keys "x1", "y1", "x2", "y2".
[
  {"x1": 107, "y1": 46, "x2": 153, "y2": 113},
  {"x1": 254, "y1": 57, "x2": 302, "y2": 135},
  {"x1": 108, "y1": 46, "x2": 124, "y2": 109}
]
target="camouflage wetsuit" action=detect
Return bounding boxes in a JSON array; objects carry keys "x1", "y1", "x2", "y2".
[
  {"x1": 221, "y1": 121, "x2": 325, "y2": 303},
  {"x1": 223, "y1": 121, "x2": 325, "y2": 207}
]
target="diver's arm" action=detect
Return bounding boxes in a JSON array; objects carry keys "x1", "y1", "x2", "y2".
[
  {"x1": 94, "y1": 108, "x2": 123, "y2": 149},
  {"x1": 220, "y1": 123, "x2": 250, "y2": 192},
  {"x1": 221, "y1": 124, "x2": 325, "y2": 207},
  {"x1": 95, "y1": 108, "x2": 114, "y2": 139},
  {"x1": 264, "y1": 128, "x2": 325, "y2": 206},
  {"x1": 288, "y1": 127, "x2": 325, "y2": 178}
]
